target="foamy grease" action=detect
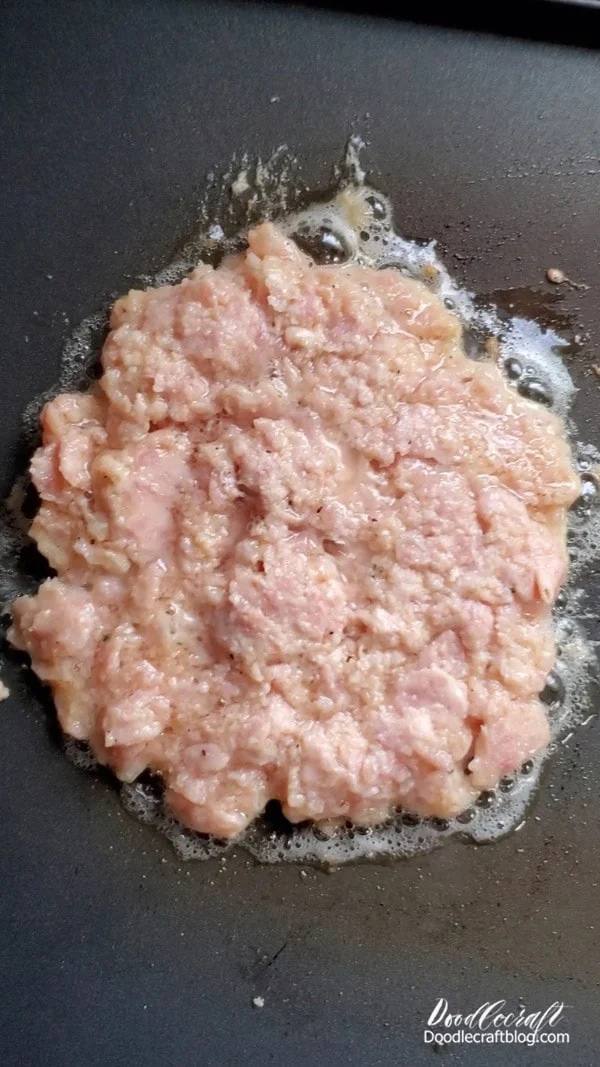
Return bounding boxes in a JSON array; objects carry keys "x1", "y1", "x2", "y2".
[{"x1": 5, "y1": 137, "x2": 600, "y2": 864}]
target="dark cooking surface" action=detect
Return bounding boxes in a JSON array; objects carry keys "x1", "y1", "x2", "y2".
[{"x1": 2, "y1": 2, "x2": 600, "y2": 1064}]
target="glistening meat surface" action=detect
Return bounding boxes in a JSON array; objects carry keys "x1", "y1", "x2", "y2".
[{"x1": 10, "y1": 224, "x2": 579, "y2": 837}]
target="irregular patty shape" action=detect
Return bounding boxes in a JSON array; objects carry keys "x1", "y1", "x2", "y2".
[{"x1": 10, "y1": 224, "x2": 579, "y2": 838}]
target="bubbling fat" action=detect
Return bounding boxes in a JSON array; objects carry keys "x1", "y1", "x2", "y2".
[{"x1": 5, "y1": 138, "x2": 600, "y2": 864}]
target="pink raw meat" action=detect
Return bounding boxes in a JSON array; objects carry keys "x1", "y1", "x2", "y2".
[{"x1": 10, "y1": 223, "x2": 579, "y2": 837}]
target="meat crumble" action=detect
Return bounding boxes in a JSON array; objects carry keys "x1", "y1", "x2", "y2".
[{"x1": 9, "y1": 223, "x2": 579, "y2": 838}]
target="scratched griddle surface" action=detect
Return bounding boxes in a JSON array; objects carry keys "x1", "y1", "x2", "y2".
[{"x1": 1, "y1": 2, "x2": 600, "y2": 1064}]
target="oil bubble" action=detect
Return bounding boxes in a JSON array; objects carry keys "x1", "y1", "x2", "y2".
[
  {"x1": 429, "y1": 817, "x2": 450, "y2": 832},
  {"x1": 499, "y1": 776, "x2": 515, "y2": 793},
  {"x1": 540, "y1": 670, "x2": 566, "y2": 708},
  {"x1": 366, "y1": 194, "x2": 387, "y2": 220},
  {"x1": 504, "y1": 356, "x2": 523, "y2": 380},
  {"x1": 292, "y1": 226, "x2": 350, "y2": 264},
  {"x1": 401, "y1": 812, "x2": 421, "y2": 827},
  {"x1": 456, "y1": 807, "x2": 476, "y2": 824},
  {"x1": 554, "y1": 590, "x2": 568, "y2": 611},
  {"x1": 572, "y1": 473, "x2": 598, "y2": 512},
  {"x1": 517, "y1": 377, "x2": 553, "y2": 405}
]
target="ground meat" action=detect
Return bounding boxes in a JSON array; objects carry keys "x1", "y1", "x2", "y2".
[{"x1": 9, "y1": 223, "x2": 579, "y2": 837}]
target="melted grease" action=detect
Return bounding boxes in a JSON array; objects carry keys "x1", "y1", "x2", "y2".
[{"x1": 4, "y1": 137, "x2": 600, "y2": 864}]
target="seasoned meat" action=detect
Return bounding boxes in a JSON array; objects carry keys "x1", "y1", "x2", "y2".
[{"x1": 10, "y1": 224, "x2": 579, "y2": 837}]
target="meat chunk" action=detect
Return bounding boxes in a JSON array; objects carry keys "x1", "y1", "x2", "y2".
[{"x1": 9, "y1": 223, "x2": 579, "y2": 835}]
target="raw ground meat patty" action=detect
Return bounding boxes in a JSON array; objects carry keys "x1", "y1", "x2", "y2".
[{"x1": 10, "y1": 223, "x2": 580, "y2": 837}]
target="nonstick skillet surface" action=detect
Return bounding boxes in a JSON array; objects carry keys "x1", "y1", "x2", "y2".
[{"x1": 2, "y1": 2, "x2": 600, "y2": 1064}]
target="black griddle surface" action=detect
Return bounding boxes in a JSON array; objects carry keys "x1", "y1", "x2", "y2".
[{"x1": 2, "y1": 3, "x2": 600, "y2": 1064}]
